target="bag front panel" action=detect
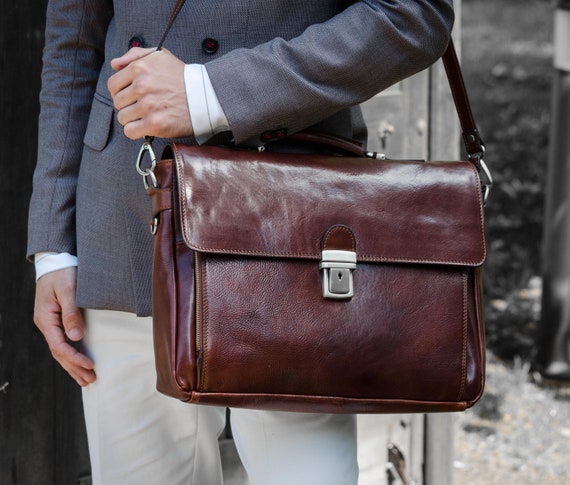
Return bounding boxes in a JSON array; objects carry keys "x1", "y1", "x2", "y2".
[{"x1": 195, "y1": 252, "x2": 475, "y2": 404}]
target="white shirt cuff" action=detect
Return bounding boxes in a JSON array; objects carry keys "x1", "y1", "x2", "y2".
[
  {"x1": 184, "y1": 64, "x2": 231, "y2": 145},
  {"x1": 34, "y1": 252, "x2": 78, "y2": 281}
]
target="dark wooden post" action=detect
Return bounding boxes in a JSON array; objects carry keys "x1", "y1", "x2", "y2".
[{"x1": 0, "y1": 2, "x2": 91, "y2": 483}]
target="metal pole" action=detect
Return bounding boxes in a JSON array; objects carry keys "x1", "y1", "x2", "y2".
[{"x1": 537, "y1": 0, "x2": 570, "y2": 379}]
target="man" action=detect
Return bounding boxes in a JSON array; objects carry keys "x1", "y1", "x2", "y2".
[{"x1": 28, "y1": 1, "x2": 454, "y2": 483}]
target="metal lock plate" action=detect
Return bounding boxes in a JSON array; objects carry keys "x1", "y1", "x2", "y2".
[
  {"x1": 329, "y1": 268, "x2": 352, "y2": 294},
  {"x1": 319, "y1": 250, "x2": 357, "y2": 299}
]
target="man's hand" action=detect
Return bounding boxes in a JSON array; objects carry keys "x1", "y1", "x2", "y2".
[
  {"x1": 108, "y1": 47, "x2": 193, "y2": 140},
  {"x1": 34, "y1": 268, "x2": 96, "y2": 387}
]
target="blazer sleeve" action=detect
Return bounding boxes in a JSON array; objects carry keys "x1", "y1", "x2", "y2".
[
  {"x1": 27, "y1": 0, "x2": 114, "y2": 259},
  {"x1": 205, "y1": 0, "x2": 455, "y2": 146}
]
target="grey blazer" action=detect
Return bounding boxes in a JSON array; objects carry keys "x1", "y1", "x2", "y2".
[{"x1": 28, "y1": 0, "x2": 454, "y2": 316}]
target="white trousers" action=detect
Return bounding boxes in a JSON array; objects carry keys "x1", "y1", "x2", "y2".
[{"x1": 81, "y1": 310, "x2": 358, "y2": 485}]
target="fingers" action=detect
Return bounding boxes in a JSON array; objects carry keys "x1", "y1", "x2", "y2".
[
  {"x1": 107, "y1": 48, "x2": 193, "y2": 139},
  {"x1": 42, "y1": 317, "x2": 96, "y2": 387},
  {"x1": 108, "y1": 47, "x2": 160, "y2": 102},
  {"x1": 110, "y1": 46, "x2": 155, "y2": 71},
  {"x1": 34, "y1": 268, "x2": 97, "y2": 387},
  {"x1": 117, "y1": 97, "x2": 179, "y2": 140},
  {"x1": 121, "y1": 117, "x2": 147, "y2": 140}
]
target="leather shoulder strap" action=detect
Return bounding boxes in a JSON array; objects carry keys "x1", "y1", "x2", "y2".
[
  {"x1": 157, "y1": 0, "x2": 187, "y2": 50},
  {"x1": 441, "y1": 40, "x2": 485, "y2": 161}
]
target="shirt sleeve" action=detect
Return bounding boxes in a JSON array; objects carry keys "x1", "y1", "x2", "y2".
[
  {"x1": 184, "y1": 64, "x2": 231, "y2": 145},
  {"x1": 35, "y1": 252, "x2": 78, "y2": 281}
]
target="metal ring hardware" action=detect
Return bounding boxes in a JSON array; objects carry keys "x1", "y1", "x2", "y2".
[
  {"x1": 479, "y1": 159, "x2": 493, "y2": 205},
  {"x1": 365, "y1": 151, "x2": 386, "y2": 160},
  {"x1": 469, "y1": 146, "x2": 493, "y2": 205},
  {"x1": 150, "y1": 215, "x2": 159, "y2": 235},
  {"x1": 136, "y1": 137, "x2": 159, "y2": 190}
]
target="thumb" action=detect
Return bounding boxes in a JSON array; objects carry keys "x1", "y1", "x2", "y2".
[
  {"x1": 51, "y1": 270, "x2": 85, "y2": 342},
  {"x1": 64, "y1": 314, "x2": 84, "y2": 341},
  {"x1": 60, "y1": 296, "x2": 85, "y2": 342},
  {"x1": 111, "y1": 46, "x2": 156, "y2": 70}
]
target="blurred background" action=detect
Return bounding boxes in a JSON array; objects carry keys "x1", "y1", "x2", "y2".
[{"x1": 455, "y1": 0, "x2": 570, "y2": 483}]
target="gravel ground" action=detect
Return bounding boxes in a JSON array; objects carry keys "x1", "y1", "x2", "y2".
[{"x1": 454, "y1": 282, "x2": 570, "y2": 484}]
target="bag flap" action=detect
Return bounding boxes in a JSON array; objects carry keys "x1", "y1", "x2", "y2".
[{"x1": 172, "y1": 144, "x2": 486, "y2": 266}]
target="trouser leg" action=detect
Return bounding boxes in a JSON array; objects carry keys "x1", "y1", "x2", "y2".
[
  {"x1": 81, "y1": 309, "x2": 226, "y2": 485},
  {"x1": 230, "y1": 408, "x2": 358, "y2": 485}
]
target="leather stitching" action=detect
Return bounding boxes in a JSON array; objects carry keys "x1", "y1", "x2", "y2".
[{"x1": 456, "y1": 271, "x2": 469, "y2": 401}]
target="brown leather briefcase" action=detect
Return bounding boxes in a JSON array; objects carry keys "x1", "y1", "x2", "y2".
[
  {"x1": 144, "y1": 127, "x2": 488, "y2": 413},
  {"x1": 138, "y1": 2, "x2": 490, "y2": 412}
]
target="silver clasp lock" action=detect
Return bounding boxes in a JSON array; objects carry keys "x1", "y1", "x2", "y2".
[{"x1": 319, "y1": 250, "x2": 357, "y2": 299}]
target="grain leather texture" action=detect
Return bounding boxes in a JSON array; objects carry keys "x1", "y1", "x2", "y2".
[{"x1": 149, "y1": 143, "x2": 486, "y2": 413}]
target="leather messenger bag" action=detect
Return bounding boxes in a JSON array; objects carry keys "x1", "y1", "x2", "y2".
[{"x1": 137, "y1": 1, "x2": 491, "y2": 414}]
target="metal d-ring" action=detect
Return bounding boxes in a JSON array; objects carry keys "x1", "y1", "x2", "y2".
[
  {"x1": 469, "y1": 146, "x2": 493, "y2": 205},
  {"x1": 469, "y1": 144, "x2": 493, "y2": 205},
  {"x1": 479, "y1": 158, "x2": 493, "y2": 205},
  {"x1": 150, "y1": 215, "x2": 159, "y2": 235},
  {"x1": 136, "y1": 136, "x2": 159, "y2": 190}
]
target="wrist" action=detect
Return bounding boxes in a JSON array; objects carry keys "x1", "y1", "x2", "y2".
[{"x1": 35, "y1": 252, "x2": 78, "y2": 281}]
